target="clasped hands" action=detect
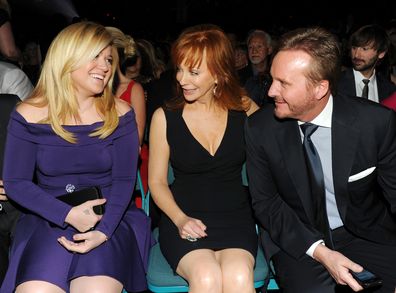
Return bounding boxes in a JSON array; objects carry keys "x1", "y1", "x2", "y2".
[
  {"x1": 58, "y1": 198, "x2": 107, "y2": 253},
  {"x1": 177, "y1": 215, "x2": 207, "y2": 241},
  {"x1": 313, "y1": 244, "x2": 364, "y2": 292}
]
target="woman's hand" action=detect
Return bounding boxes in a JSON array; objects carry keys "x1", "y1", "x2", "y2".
[
  {"x1": 57, "y1": 230, "x2": 108, "y2": 253},
  {"x1": 177, "y1": 215, "x2": 207, "y2": 241},
  {"x1": 64, "y1": 198, "x2": 106, "y2": 232},
  {"x1": 0, "y1": 180, "x2": 8, "y2": 201}
]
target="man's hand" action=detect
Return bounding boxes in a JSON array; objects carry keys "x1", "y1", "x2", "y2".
[{"x1": 313, "y1": 244, "x2": 364, "y2": 291}]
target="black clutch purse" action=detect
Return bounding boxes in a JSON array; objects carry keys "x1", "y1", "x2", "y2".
[{"x1": 57, "y1": 186, "x2": 105, "y2": 215}]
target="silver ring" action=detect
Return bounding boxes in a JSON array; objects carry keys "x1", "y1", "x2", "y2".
[{"x1": 186, "y1": 234, "x2": 197, "y2": 242}]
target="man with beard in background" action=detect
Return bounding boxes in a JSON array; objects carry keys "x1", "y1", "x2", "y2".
[{"x1": 337, "y1": 24, "x2": 395, "y2": 102}]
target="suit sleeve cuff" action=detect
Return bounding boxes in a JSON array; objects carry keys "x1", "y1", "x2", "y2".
[{"x1": 306, "y1": 240, "x2": 325, "y2": 258}]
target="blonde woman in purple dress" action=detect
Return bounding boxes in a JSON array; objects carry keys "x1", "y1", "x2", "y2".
[{"x1": 0, "y1": 22, "x2": 151, "y2": 293}]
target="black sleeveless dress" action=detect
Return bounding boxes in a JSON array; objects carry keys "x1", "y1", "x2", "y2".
[{"x1": 159, "y1": 108, "x2": 258, "y2": 271}]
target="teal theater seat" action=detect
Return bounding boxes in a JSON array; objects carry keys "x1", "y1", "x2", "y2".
[
  {"x1": 146, "y1": 228, "x2": 269, "y2": 292},
  {"x1": 141, "y1": 163, "x2": 280, "y2": 292}
]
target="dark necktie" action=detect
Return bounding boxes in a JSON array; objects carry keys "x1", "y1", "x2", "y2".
[
  {"x1": 361, "y1": 79, "x2": 370, "y2": 99},
  {"x1": 300, "y1": 123, "x2": 332, "y2": 246}
]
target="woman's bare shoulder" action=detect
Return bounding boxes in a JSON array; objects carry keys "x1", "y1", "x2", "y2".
[
  {"x1": 242, "y1": 96, "x2": 259, "y2": 116},
  {"x1": 152, "y1": 107, "x2": 165, "y2": 120},
  {"x1": 114, "y1": 97, "x2": 132, "y2": 115},
  {"x1": 16, "y1": 102, "x2": 48, "y2": 123},
  {"x1": 131, "y1": 81, "x2": 144, "y2": 91},
  {"x1": 150, "y1": 107, "x2": 166, "y2": 129}
]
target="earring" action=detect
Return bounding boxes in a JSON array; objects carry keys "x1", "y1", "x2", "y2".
[{"x1": 213, "y1": 82, "x2": 218, "y2": 96}]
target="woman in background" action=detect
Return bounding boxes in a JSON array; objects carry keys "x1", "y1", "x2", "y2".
[{"x1": 106, "y1": 26, "x2": 146, "y2": 146}]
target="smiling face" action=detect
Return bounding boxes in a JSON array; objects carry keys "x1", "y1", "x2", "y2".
[
  {"x1": 71, "y1": 45, "x2": 113, "y2": 98},
  {"x1": 176, "y1": 52, "x2": 217, "y2": 103},
  {"x1": 268, "y1": 50, "x2": 327, "y2": 121}
]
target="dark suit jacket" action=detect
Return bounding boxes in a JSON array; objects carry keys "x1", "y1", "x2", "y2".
[
  {"x1": 0, "y1": 94, "x2": 20, "y2": 177},
  {"x1": 337, "y1": 68, "x2": 396, "y2": 102},
  {"x1": 0, "y1": 94, "x2": 20, "y2": 284},
  {"x1": 0, "y1": 94, "x2": 20, "y2": 213},
  {"x1": 245, "y1": 94, "x2": 396, "y2": 261}
]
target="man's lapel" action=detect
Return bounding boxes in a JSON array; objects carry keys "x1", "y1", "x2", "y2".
[
  {"x1": 332, "y1": 95, "x2": 360, "y2": 220},
  {"x1": 276, "y1": 120, "x2": 316, "y2": 223}
]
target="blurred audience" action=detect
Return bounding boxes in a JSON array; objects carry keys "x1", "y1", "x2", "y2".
[
  {"x1": 106, "y1": 26, "x2": 146, "y2": 146},
  {"x1": 234, "y1": 42, "x2": 250, "y2": 84},
  {"x1": 125, "y1": 38, "x2": 166, "y2": 85},
  {"x1": 22, "y1": 41, "x2": 42, "y2": 85},
  {"x1": 0, "y1": 0, "x2": 21, "y2": 66},
  {"x1": 337, "y1": 24, "x2": 396, "y2": 102},
  {"x1": 243, "y1": 29, "x2": 273, "y2": 107},
  {"x1": 0, "y1": 60, "x2": 33, "y2": 100}
]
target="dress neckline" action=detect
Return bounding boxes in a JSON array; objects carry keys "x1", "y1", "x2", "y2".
[
  {"x1": 12, "y1": 109, "x2": 133, "y2": 128},
  {"x1": 180, "y1": 109, "x2": 229, "y2": 158},
  {"x1": 8, "y1": 109, "x2": 136, "y2": 146}
]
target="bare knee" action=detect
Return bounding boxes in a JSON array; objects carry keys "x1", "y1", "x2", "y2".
[
  {"x1": 181, "y1": 264, "x2": 222, "y2": 293},
  {"x1": 16, "y1": 281, "x2": 65, "y2": 293},
  {"x1": 70, "y1": 276, "x2": 123, "y2": 293},
  {"x1": 222, "y1": 263, "x2": 255, "y2": 292}
]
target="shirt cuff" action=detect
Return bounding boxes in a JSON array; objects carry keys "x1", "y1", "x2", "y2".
[{"x1": 306, "y1": 240, "x2": 325, "y2": 258}]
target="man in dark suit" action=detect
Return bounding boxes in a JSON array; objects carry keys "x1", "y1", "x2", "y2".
[
  {"x1": 246, "y1": 27, "x2": 396, "y2": 292},
  {"x1": 0, "y1": 94, "x2": 20, "y2": 286},
  {"x1": 337, "y1": 24, "x2": 396, "y2": 102}
]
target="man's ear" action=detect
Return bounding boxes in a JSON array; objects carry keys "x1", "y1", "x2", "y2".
[
  {"x1": 378, "y1": 51, "x2": 386, "y2": 60},
  {"x1": 315, "y1": 80, "x2": 330, "y2": 100}
]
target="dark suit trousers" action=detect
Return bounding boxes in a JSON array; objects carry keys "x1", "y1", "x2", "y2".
[
  {"x1": 0, "y1": 202, "x2": 20, "y2": 286},
  {"x1": 272, "y1": 227, "x2": 396, "y2": 293}
]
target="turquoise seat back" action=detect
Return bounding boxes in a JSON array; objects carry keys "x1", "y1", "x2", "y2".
[
  {"x1": 146, "y1": 228, "x2": 268, "y2": 292},
  {"x1": 143, "y1": 163, "x2": 277, "y2": 292}
]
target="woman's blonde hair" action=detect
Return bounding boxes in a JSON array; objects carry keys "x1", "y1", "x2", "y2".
[
  {"x1": 27, "y1": 21, "x2": 119, "y2": 143},
  {"x1": 106, "y1": 26, "x2": 137, "y2": 58},
  {"x1": 105, "y1": 26, "x2": 138, "y2": 77}
]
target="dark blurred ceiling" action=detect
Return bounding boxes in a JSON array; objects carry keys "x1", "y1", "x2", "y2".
[{"x1": 9, "y1": 0, "x2": 396, "y2": 45}]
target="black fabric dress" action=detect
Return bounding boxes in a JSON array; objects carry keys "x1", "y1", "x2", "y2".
[{"x1": 159, "y1": 108, "x2": 258, "y2": 271}]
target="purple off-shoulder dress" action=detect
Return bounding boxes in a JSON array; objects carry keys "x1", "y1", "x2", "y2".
[{"x1": 0, "y1": 110, "x2": 152, "y2": 293}]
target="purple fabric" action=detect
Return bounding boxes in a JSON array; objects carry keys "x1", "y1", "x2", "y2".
[{"x1": 0, "y1": 110, "x2": 152, "y2": 293}]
